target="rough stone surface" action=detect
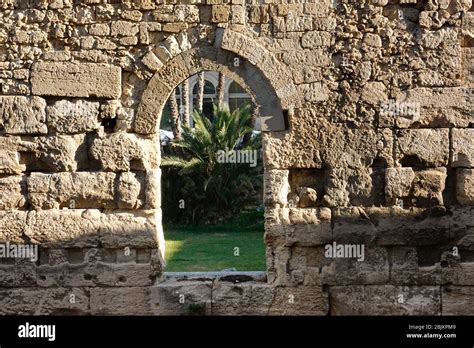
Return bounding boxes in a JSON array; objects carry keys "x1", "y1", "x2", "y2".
[
  {"x1": 0, "y1": 288, "x2": 90, "y2": 315},
  {"x1": 0, "y1": 96, "x2": 47, "y2": 134},
  {"x1": 330, "y1": 286, "x2": 441, "y2": 315},
  {"x1": 442, "y1": 286, "x2": 474, "y2": 315},
  {"x1": 151, "y1": 281, "x2": 212, "y2": 315},
  {"x1": 25, "y1": 209, "x2": 101, "y2": 248},
  {"x1": 99, "y1": 210, "x2": 160, "y2": 248},
  {"x1": 0, "y1": 210, "x2": 27, "y2": 244},
  {"x1": 90, "y1": 132, "x2": 158, "y2": 172},
  {"x1": 456, "y1": 169, "x2": 474, "y2": 205},
  {"x1": 0, "y1": 175, "x2": 26, "y2": 210},
  {"x1": 90, "y1": 287, "x2": 151, "y2": 315},
  {"x1": 32, "y1": 135, "x2": 86, "y2": 172},
  {"x1": 28, "y1": 172, "x2": 116, "y2": 209},
  {"x1": 0, "y1": 0, "x2": 472, "y2": 316},
  {"x1": 47, "y1": 99, "x2": 100, "y2": 134},
  {"x1": 31, "y1": 62, "x2": 121, "y2": 99},
  {"x1": 395, "y1": 129, "x2": 449, "y2": 167},
  {"x1": 452, "y1": 129, "x2": 474, "y2": 168}
]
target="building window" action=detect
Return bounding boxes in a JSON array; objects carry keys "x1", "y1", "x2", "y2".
[{"x1": 228, "y1": 81, "x2": 251, "y2": 113}]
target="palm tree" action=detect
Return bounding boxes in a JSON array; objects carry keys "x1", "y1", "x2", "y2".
[
  {"x1": 169, "y1": 88, "x2": 181, "y2": 139},
  {"x1": 196, "y1": 72, "x2": 205, "y2": 113},
  {"x1": 216, "y1": 72, "x2": 225, "y2": 106},
  {"x1": 182, "y1": 79, "x2": 190, "y2": 127},
  {"x1": 161, "y1": 103, "x2": 261, "y2": 222}
]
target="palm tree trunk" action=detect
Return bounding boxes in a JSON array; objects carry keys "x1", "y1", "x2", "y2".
[
  {"x1": 196, "y1": 72, "x2": 205, "y2": 113},
  {"x1": 242, "y1": 107, "x2": 257, "y2": 145},
  {"x1": 182, "y1": 80, "x2": 190, "y2": 127},
  {"x1": 169, "y1": 89, "x2": 181, "y2": 139},
  {"x1": 216, "y1": 72, "x2": 225, "y2": 107}
]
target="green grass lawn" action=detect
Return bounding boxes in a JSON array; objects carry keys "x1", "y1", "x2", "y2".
[{"x1": 164, "y1": 210, "x2": 266, "y2": 272}]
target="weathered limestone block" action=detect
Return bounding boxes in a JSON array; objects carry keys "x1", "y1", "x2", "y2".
[
  {"x1": 28, "y1": 172, "x2": 116, "y2": 209},
  {"x1": 32, "y1": 134, "x2": 86, "y2": 172},
  {"x1": 269, "y1": 286, "x2": 328, "y2": 315},
  {"x1": 37, "y1": 262, "x2": 156, "y2": 287},
  {"x1": 388, "y1": 88, "x2": 472, "y2": 128},
  {"x1": 264, "y1": 119, "x2": 392, "y2": 169},
  {"x1": 385, "y1": 167, "x2": 447, "y2": 206},
  {"x1": 324, "y1": 127, "x2": 394, "y2": 168},
  {"x1": 330, "y1": 285, "x2": 441, "y2": 315},
  {"x1": 442, "y1": 286, "x2": 474, "y2": 315},
  {"x1": 211, "y1": 281, "x2": 274, "y2": 315},
  {"x1": 282, "y1": 46, "x2": 331, "y2": 67},
  {"x1": 0, "y1": 288, "x2": 90, "y2": 315},
  {"x1": 99, "y1": 210, "x2": 160, "y2": 248},
  {"x1": 390, "y1": 247, "x2": 453, "y2": 285},
  {"x1": 395, "y1": 129, "x2": 449, "y2": 167},
  {"x1": 25, "y1": 209, "x2": 100, "y2": 247},
  {"x1": 117, "y1": 172, "x2": 142, "y2": 209},
  {"x1": 111, "y1": 20, "x2": 139, "y2": 36},
  {"x1": 88, "y1": 23, "x2": 110, "y2": 36},
  {"x1": 457, "y1": 169, "x2": 474, "y2": 205},
  {"x1": 361, "y1": 81, "x2": 387, "y2": 106},
  {"x1": 321, "y1": 247, "x2": 390, "y2": 285},
  {"x1": 450, "y1": 207, "x2": 474, "y2": 246},
  {"x1": 385, "y1": 167, "x2": 415, "y2": 204},
  {"x1": 286, "y1": 247, "x2": 324, "y2": 286},
  {"x1": 264, "y1": 169, "x2": 289, "y2": 207},
  {"x1": 301, "y1": 31, "x2": 333, "y2": 48},
  {"x1": 411, "y1": 168, "x2": 447, "y2": 206},
  {"x1": 31, "y1": 62, "x2": 121, "y2": 99},
  {"x1": 145, "y1": 169, "x2": 160, "y2": 209},
  {"x1": 264, "y1": 131, "x2": 323, "y2": 169},
  {"x1": 90, "y1": 132, "x2": 158, "y2": 172},
  {"x1": 419, "y1": 27, "x2": 458, "y2": 50},
  {"x1": 151, "y1": 280, "x2": 212, "y2": 315},
  {"x1": 211, "y1": 5, "x2": 229, "y2": 23},
  {"x1": 462, "y1": 48, "x2": 473, "y2": 87},
  {"x1": 0, "y1": 137, "x2": 24, "y2": 174},
  {"x1": 0, "y1": 259, "x2": 36, "y2": 287},
  {"x1": 90, "y1": 287, "x2": 151, "y2": 315},
  {"x1": 47, "y1": 99, "x2": 100, "y2": 134},
  {"x1": 296, "y1": 187, "x2": 318, "y2": 207},
  {"x1": 333, "y1": 207, "x2": 451, "y2": 246},
  {"x1": 299, "y1": 82, "x2": 329, "y2": 102},
  {"x1": 0, "y1": 175, "x2": 26, "y2": 210},
  {"x1": 0, "y1": 96, "x2": 47, "y2": 135},
  {"x1": 452, "y1": 128, "x2": 474, "y2": 167},
  {"x1": 266, "y1": 245, "x2": 292, "y2": 286},
  {"x1": 0, "y1": 210, "x2": 27, "y2": 243},
  {"x1": 449, "y1": 263, "x2": 474, "y2": 285},
  {"x1": 141, "y1": 51, "x2": 164, "y2": 72},
  {"x1": 346, "y1": 167, "x2": 385, "y2": 206},
  {"x1": 265, "y1": 208, "x2": 332, "y2": 247}
]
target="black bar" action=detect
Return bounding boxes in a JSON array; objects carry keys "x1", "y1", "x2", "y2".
[{"x1": 0, "y1": 316, "x2": 473, "y2": 346}]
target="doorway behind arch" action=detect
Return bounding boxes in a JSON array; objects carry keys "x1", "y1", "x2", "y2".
[{"x1": 159, "y1": 71, "x2": 266, "y2": 273}]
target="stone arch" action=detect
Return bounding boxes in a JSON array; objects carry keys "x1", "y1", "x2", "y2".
[{"x1": 135, "y1": 29, "x2": 297, "y2": 134}]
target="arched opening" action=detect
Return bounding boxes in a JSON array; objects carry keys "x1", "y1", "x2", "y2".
[
  {"x1": 160, "y1": 71, "x2": 265, "y2": 273},
  {"x1": 136, "y1": 43, "x2": 289, "y2": 280}
]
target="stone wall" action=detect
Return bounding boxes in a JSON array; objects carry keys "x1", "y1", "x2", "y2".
[{"x1": 0, "y1": 0, "x2": 472, "y2": 315}]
